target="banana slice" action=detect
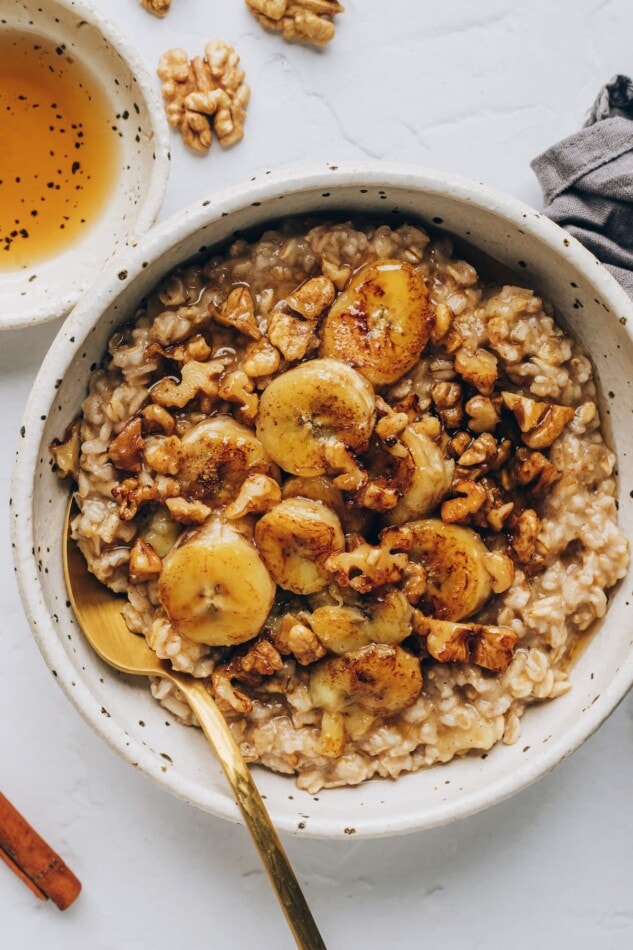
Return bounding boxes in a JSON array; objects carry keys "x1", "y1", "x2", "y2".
[
  {"x1": 319, "y1": 259, "x2": 433, "y2": 385},
  {"x1": 178, "y1": 416, "x2": 275, "y2": 503},
  {"x1": 308, "y1": 588, "x2": 413, "y2": 654},
  {"x1": 383, "y1": 518, "x2": 514, "y2": 621},
  {"x1": 254, "y1": 496, "x2": 345, "y2": 595},
  {"x1": 282, "y1": 475, "x2": 374, "y2": 535},
  {"x1": 158, "y1": 516, "x2": 275, "y2": 647},
  {"x1": 256, "y1": 358, "x2": 376, "y2": 477},
  {"x1": 309, "y1": 643, "x2": 422, "y2": 715},
  {"x1": 385, "y1": 424, "x2": 455, "y2": 526}
]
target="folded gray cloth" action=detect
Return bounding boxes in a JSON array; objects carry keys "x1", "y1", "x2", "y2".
[{"x1": 531, "y1": 75, "x2": 633, "y2": 297}]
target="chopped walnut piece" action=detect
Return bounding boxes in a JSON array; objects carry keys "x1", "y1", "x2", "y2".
[
  {"x1": 211, "y1": 665, "x2": 253, "y2": 714},
  {"x1": 224, "y1": 473, "x2": 281, "y2": 519},
  {"x1": 146, "y1": 334, "x2": 213, "y2": 366},
  {"x1": 452, "y1": 433, "x2": 511, "y2": 483},
  {"x1": 501, "y1": 392, "x2": 575, "y2": 449},
  {"x1": 321, "y1": 257, "x2": 351, "y2": 291},
  {"x1": 470, "y1": 627, "x2": 518, "y2": 673},
  {"x1": 402, "y1": 561, "x2": 428, "y2": 605},
  {"x1": 374, "y1": 397, "x2": 409, "y2": 441},
  {"x1": 141, "y1": 404, "x2": 176, "y2": 436},
  {"x1": 465, "y1": 394, "x2": 500, "y2": 434},
  {"x1": 414, "y1": 414, "x2": 443, "y2": 440},
  {"x1": 241, "y1": 638, "x2": 284, "y2": 676},
  {"x1": 108, "y1": 418, "x2": 145, "y2": 473},
  {"x1": 242, "y1": 338, "x2": 281, "y2": 379},
  {"x1": 287, "y1": 275, "x2": 336, "y2": 320},
  {"x1": 157, "y1": 40, "x2": 249, "y2": 153},
  {"x1": 430, "y1": 381, "x2": 464, "y2": 428},
  {"x1": 431, "y1": 302, "x2": 454, "y2": 344},
  {"x1": 501, "y1": 447, "x2": 559, "y2": 496},
  {"x1": 324, "y1": 441, "x2": 367, "y2": 492},
  {"x1": 245, "y1": 0, "x2": 344, "y2": 47},
  {"x1": 457, "y1": 432, "x2": 498, "y2": 468},
  {"x1": 211, "y1": 287, "x2": 261, "y2": 340},
  {"x1": 274, "y1": 614, "x2": 326, "y2": 665},
  {"x1": 448, "y1": 431, "x2": 472, "y2": 459},
  {"x1": 317, "y1": 710, "x2": 346, "y2": 758},
  {"x1": 454, "y1": 347, "x2": 498, "y2": 395},
  {"x1": 165, "y1": 496, "x2": 212, "y2": 525},
  {"x1": 441, "y1": 479, "x2": 486, "y2": 523},
  {"x1": 50, "y1": 418, "x2": 81, "y2": 480},
  {"x1": 184, "y1": 335, "x2": 213, "y2": 362},
  {"x1": 140, "y1": 0, "x2": 171, "y2": 15},
  {"x1": 150, "y1": 358, "x2": 225, "y2": 409},
  {"x1": 144, "y1": 435, "x2": 183, "y2": 476},
  {"x1": 112, "y1": 476, "x2": 180, "y2": 520},
  {"x1": 268, "y1": 310, "x2": 315, "y2": 361},
  {"x1": 477, "y1": 478, "x2": 515, "y2": 532},
  {"x1": 325, "y1": 541, "x2": 409, "y2": 594},
  {"x1": 510, "y1": 508, "x2": 541, "y2": 563},
  {"x1": 413, "y1": 614, "x2": 518, "y2": 673},
  {"x1": 418, "y1": 614, "x2": 471, "y2": 664},
  {"x1": 390, "y1": 392, "x2": 421, "y2": 423},
  {"x1": 128, "y1": 538, "x2": 163, "y2": 584},
  {"x1": 352, "y1": 435, "x2": 414, "y2": 512},
  {"x1": 218, "y1": 369, "x2": 259, "y2": 422}
]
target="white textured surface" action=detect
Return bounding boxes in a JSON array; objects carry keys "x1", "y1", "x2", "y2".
[{"x1": 1, "y1": 0, "x2": 632, "y2": 947}]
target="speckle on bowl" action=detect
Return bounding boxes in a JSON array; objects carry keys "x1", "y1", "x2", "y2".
[{"x1": 0, "y1": 0, "x2": 169, "y2": 330}]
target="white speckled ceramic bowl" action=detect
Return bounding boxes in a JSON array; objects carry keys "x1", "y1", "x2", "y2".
[
  {"x1": 11, "y1": 165, "x2": 633, "y2": 838},
  {"x1": 0, "y1": 0, "x2": 169, "y2": 330}
]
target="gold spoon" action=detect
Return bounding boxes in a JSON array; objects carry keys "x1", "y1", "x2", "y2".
[{"x1": 63, "y1": 502, "x2": 326, "y2": 950}]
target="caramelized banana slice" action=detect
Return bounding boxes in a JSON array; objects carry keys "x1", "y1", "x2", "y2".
[
  {"x1": 256, "y1": 358, "x2": 376, "y2": 476},
  {"x1": 385, "y1": 424, "x2": 455, "y2": 526},
  {"x1": 178, "y1": 416, "x2": 275, "y2": 503},
  {"x1": 309, "y1": 644, "x2": 422, "y2": 715},
  {"x1": 308, "y1": 589, "x2": 413, "y2": 653},
  {"x1": 383, "y1": 519, "x2": 514, "y2": 621},
  {"x1": 282, "y1": 475, "x2": 375, "y2": 535},
  {"x1": 254, "y1": 496, "x2": 345, "y2": 594},
  {"x1": 319, "y1": 259, "x2": 434, "y2": 385},
  {"x1": 158, "y1": 517, "x2": 275, "y2": 646}
]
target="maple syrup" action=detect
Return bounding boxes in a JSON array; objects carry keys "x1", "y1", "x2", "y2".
[{"x1": 0, "y1": 30, "x2": 120, "y2": 270}]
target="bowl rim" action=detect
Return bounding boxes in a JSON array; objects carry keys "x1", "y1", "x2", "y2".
[
  {"x1": 11, "y1": 162, "x2": 633, "y2": 838},
  {"x1": 0, "y1": 0, "x2": 170, "y2": 331}
]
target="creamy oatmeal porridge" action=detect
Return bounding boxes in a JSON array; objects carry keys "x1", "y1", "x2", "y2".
[{"x1": 52, "y1": 218, "x2": 629, "y2": 794}]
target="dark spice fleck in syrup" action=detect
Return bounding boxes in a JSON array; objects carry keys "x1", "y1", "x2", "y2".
[{"x1": 0, "y1": 31, "x2": 120, "y2": 270}]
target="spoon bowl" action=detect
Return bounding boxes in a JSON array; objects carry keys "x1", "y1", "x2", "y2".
[{"x1": 63, "y1": 503, "x2": 325, "y2": 950}]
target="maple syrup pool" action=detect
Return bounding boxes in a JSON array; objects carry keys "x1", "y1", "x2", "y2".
[{"x1": 0, "y1": 30, "x2": 120, "y2": 270}]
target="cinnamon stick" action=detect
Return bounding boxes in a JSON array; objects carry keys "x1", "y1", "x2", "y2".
[{"x1": 0, "y1": 792, "x2": 81, "y2": 909}]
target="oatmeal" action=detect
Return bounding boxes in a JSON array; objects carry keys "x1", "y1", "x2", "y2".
[{"x1": 53, "y1": 218, "x2": 629, "y2": 793}]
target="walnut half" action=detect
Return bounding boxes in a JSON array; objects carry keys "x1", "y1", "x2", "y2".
[
  {"x1": 245, "y1": 0, "x2": 345, "y2": 47},
  {"x1": 140, "y1": 0, "x2": 171, "y2": 16},
  {"x1": 157, "y1": 40, "x2": 250, "y2": 153}
]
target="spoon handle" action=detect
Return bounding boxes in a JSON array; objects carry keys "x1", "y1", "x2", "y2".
[{"x1": 173, "y1": 676, "x2": 327, "y2": 950}]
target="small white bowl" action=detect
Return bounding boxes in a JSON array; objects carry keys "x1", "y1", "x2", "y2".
[
  {"x1": 0, "y1": 0, "x2": 169, "y2": 330},
  {"x1": 11, "y1": 164, "x2": 633, "y2": 838}
]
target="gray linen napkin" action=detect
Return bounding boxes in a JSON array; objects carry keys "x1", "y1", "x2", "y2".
[{"x1": 531, "y1": 75, "x2": 633, "y2": 296}]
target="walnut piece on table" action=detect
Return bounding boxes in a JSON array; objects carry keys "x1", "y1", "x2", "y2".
[
  {"x1": 157, "y1": 40, "x2": 250, "y2": 153},
  {"x1": 140, "y1": 0, "x2": 171, "y2": 17},
  {"x1": 245, "y1": 0, "x2": 344, "y2": 47}
]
